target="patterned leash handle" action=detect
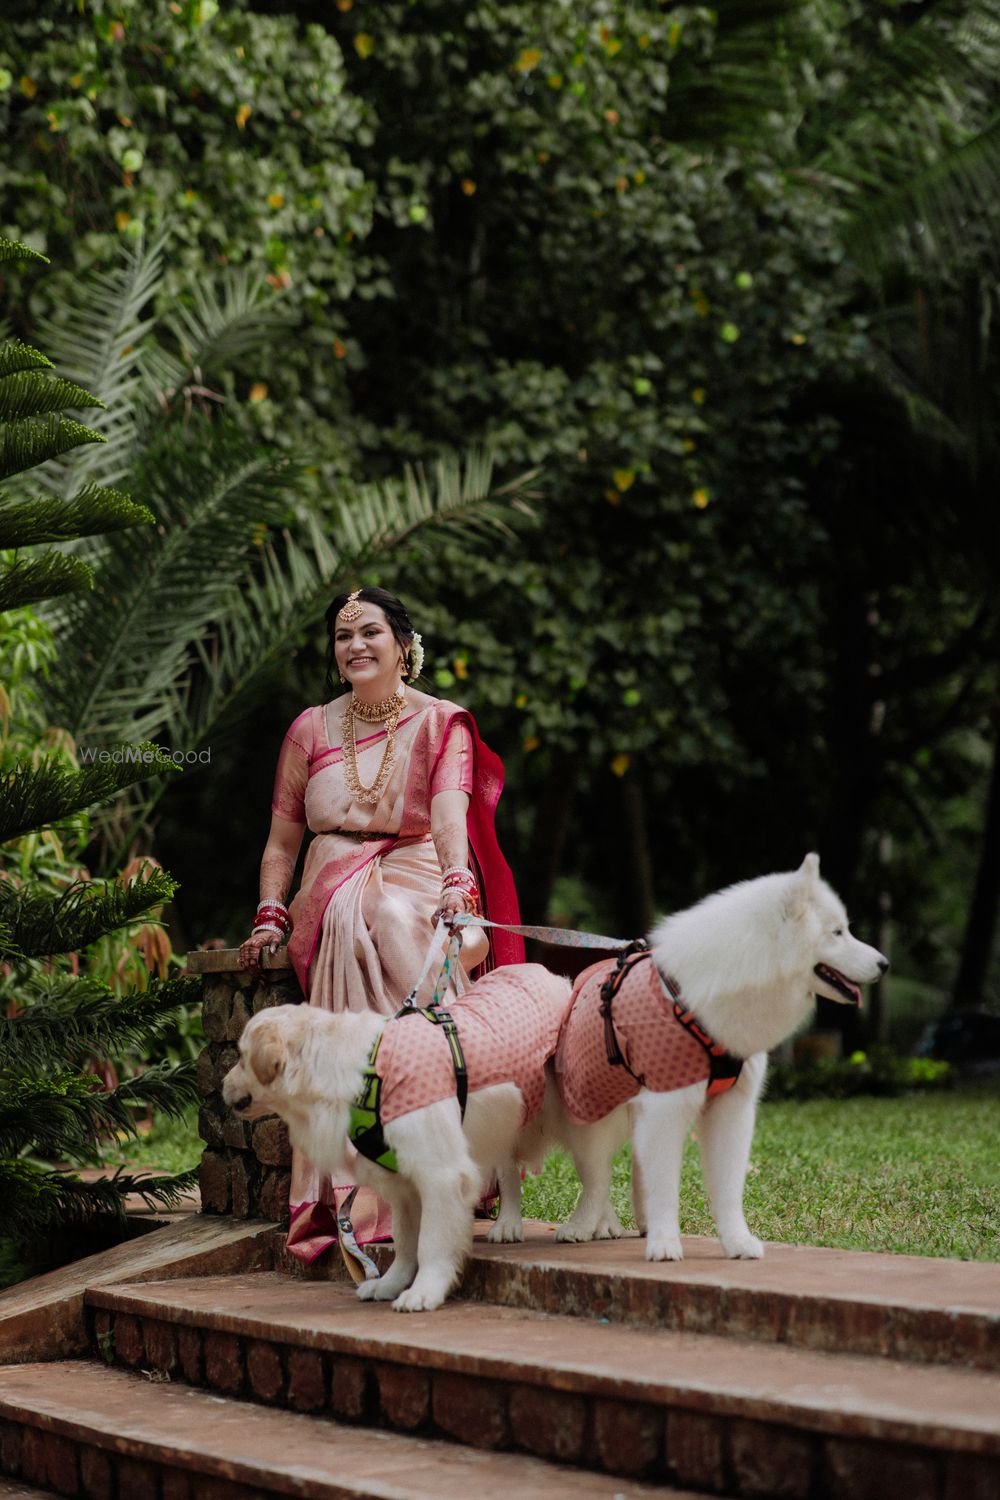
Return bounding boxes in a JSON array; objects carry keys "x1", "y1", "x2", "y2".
[{"x1": 446, "y1": 911, "x2": 643, "y2": 953}]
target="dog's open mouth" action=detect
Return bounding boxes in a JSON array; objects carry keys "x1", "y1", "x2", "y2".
[{"x1": 813, "y1": 964, "x2": 863, "y2": 1006}]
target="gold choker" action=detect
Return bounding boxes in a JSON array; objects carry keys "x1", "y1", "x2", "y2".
[{"x1": 350, "y1": 686, "x2": 405, "y2": 723}]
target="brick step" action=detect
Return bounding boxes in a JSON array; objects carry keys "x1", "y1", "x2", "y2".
[
  {"x1": 0, "y1": 1360, "x2": 688, "y2": 1500},
  {"x1": 85, "y1": 1273, "x2": 1000, "y2": 1498},
  {"x1": 290, "y1": 1226, "x2": 1000, "y2": 1370},
  {"x1": 0, "y1": 1478, "x2": 57, "y2": 1499}
]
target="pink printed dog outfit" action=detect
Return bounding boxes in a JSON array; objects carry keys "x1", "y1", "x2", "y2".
[
  {"x1": 375, "y1": 962, "x2": 572, "y2": 1128},
  {"x1": 555, "y1": 950, "x2": 743, "y2": 1125}
]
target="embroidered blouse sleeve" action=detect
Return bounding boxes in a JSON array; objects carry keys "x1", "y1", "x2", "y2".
[
  {"x1": 270, "y1": 710, "x2": 313, "y2": 824},
  {"x1": 430, "y1": 717, "x2": 474, "y2": 798}
]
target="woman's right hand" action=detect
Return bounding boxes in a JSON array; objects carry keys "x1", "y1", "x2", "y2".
[{"x1": 238, "y1": 929, "x2": 283, "y2": 975}]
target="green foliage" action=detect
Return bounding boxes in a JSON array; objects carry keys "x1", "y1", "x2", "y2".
[
  {"x1": 765, "y1": 1048, "x2": 955, "y2": 1100},
  {"x1": 0, "y1": 233, "x2": 201, "y2": 1263}
]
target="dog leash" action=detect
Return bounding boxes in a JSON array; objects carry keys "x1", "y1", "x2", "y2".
[{"x1": 444, "y1": 911, "x2": 641, "y2": 952}]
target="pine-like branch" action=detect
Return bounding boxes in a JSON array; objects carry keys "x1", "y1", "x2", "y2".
[
  {"x1": 0, "y1": 1159, "x2": 198, "y2": 1240},
  {"x1": 0, "y1": 340, "x2": 54, "y2": 381},
  {"x1": 0, "y1": 240, "x2": 48, "y2": 267},
  {"x1": 0, "y1": 371, "x2": 105, "y2": 423},
  {"x1": 0, "y1": 414, "x2": 106, "y2": 484},
  {"x1": 0, "y1": 974, "x2": 201, "y2": 1071},
  {"x1": 0, "y1": 745, "x2": 180, "y2": 844},
  {"x1": 0, "y1": 1060, "x2": 198, "y2": 1161},
  {"x1": 0, "y1": 553, "x2": 94, "y2": 613},
  {"x1": 0, "y1": 487, "x2": 154, "y2": 548},
  {"x1": 0, "y1": 867, "x2": 179, "y2": 960}
]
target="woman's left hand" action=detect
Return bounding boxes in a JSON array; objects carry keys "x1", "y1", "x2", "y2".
[{"x1": 432, "y1": 887, "x2": 472, "y2": 925}]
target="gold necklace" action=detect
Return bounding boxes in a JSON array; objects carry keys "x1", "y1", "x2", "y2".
[{"x1": 340, "y1": 687, "x2": 405, "y2": 805}]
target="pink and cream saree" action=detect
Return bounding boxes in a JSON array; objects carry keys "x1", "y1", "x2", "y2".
[{"x1": 269, "y1": 696, "x2": 523, "y2": 1263}]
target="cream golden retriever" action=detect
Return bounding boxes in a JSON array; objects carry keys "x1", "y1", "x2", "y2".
[{"x1": 222, "y1": 963, "x2": 570, "y2": 1312}]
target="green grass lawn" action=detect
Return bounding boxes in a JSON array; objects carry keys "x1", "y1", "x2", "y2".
[
  {"x1": 123, "y1": 1082, "x2": 1000, "y2": 1262},
  {"x1": 522, "y1": 1081, "x2": 1000, "y2": 1262}
]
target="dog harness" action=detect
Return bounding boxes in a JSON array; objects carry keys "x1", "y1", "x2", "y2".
[
  {"x1": 348, "y1": 962, "x2": 571, "y2": 1173},
  {"x1": 555, "y1": 946, "x2": 743, "y2": 1125}
]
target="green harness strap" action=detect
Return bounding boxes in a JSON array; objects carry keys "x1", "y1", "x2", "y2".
[{"x1": 348, "y1": 1006, "x2": 469, "y2": 1175}]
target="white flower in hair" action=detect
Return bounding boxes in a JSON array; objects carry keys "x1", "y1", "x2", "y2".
[{"x1": 408, "y1": 632, "x2": 425, "y2": 680}]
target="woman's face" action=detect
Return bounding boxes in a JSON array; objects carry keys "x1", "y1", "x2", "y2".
[{"x1": 333, "y1": 602, "x2": 405, "y2": 694}]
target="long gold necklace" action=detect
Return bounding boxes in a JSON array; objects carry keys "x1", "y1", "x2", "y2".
[{"x1": 340, "y1": 686, "x2": 405, "y2": 806}]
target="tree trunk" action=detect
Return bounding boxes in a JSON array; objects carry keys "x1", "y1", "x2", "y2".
[
  {"x1": 952, "y1": 707, "x2": 1000, "y2": 1009},
  {"x1": 618, "y1": 771, "x2": 655, "y2": 938},
  {"x1": 519, "y1": 748, "x2": 578, "y2": 926}
]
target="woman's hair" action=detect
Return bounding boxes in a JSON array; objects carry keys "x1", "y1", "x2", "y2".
[{"x1": 324, "y1": 586, "x2": 417, "y2": 696}]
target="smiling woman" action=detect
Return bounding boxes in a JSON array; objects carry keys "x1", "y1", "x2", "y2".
[{"x1": 236, "y1": 585, "x2": 524, "y2": 1270}]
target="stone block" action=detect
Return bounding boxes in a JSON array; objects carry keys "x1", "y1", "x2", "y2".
[
  {"x1": 258, "y1": 977, "x2": 302, "y2": 1008},
  {"x1": 665, "y1": 1409, "x2": 727, "y2": 1492},
  {"x1": 201, "y1": 979, "x2": 232, "y2": 1041},
  {"x1": 216, "y1": 1043, "x2": 239, "y2": 1089},
  {"x1": 177, "y1": 1325, "x2": 204, "y2": 1385},
  {"x1": 142, "y1": 1318, "x2": 178, "y2": 1376},
  {"x1": 509, "y1": 1383, "x2": 586, "y2": 1464},
  {"x1": 230, "y1": 1152, "x2": 256, "y2": 1218},
  {"x1": 197, "y1": 1100, "x2": 225, "y2": 1151},
  {"x1": 203, "y1": 1329, "x2": 244, "y2": 1396},
  {"x1": 247, "y1": 1340, "x2": 285, "y2": 1404},
  {"x1": 287, "y1": 1347, "x2": 327, "y2": 1413},
  {"x1": 253, "y1": 1117, "x2": 291, "y2": 1167},
  {"x1": 79, "y1": 1445, "x2": 113, "y2": 1500},
  {"x1": 196, "y1": 1049, "x2": 218, "y2": 1098},
  {"x1": 824, "y1": 1438, "x2": 938, "y2": 1500},
  {"x1": 591, "y1": 1397, "x2": 662, "y2": 1477},
  {"x1": 432, "y1": 1370, "x2": 509, "y2": 1450},
  {"x1": 375, "y1": 1362, "x2": 430, "y2": 1431},
  {"x1": 330, "y1": 1356, "x2": 371, "y2": 1420},
  {"x1": 730, "y1": 1418, "x2": 815, "y2": 1498},
  {"x1": 198, "y1": 1151, "x2": 231, "y2": 1215},
  {"x1": 113, "y1": 1312, "x2": 144, "y2": 1369},
  {"x1": 44, "y1": 1431, "x2": 80, "y2": 1497},
  {"x1": 222, "y1": 1113, "x2": 252, "y2": 1151},
  {"x1": 259, "y1": 1167, "x2": 291, "y2": 1223},
  {"x1": 225, "y1": 991, "x2": 251, "y2": 1043}
]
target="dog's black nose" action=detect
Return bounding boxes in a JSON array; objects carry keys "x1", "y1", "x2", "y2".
[
  {"x1": 878, "y1": 957, "x2": 890, "y2": 975},
  {"x1": 233, "y1": 1094, "x2": 252, "y2": 1113}
]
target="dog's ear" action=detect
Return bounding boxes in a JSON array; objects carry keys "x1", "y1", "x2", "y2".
[
  {"x1": 784, "y1": 853, "x2": 820, "y2": 919},
  {"x1": 248, "y1": 1020, "x2": 286, "y2": 1086}
]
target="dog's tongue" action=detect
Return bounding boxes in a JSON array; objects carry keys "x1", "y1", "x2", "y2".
[{"x1": 814, "y1": 964, "x2": 863, "y2": 1007}]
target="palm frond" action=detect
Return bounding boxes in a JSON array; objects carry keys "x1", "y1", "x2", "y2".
[
  {"x1": 44, "y1": 421, "x2": 296, "y2": 743},
  {"x1": 164, "y1": 268, "x2": 295, "y2": 375},
  {"x1": 35, "y1": 230, "x2": 168, "y2": 497}
]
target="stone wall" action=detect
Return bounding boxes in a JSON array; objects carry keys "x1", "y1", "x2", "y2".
[{"x1": 186, "y1": 948, "x2": 304, "y2": 1222}]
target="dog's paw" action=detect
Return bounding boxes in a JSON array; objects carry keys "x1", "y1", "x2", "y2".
[
  {"x1": 723, "y1": 1232, "x2": 764, "y2": 1260},
  {"x1": 487, "y1": 1217, "x2": 524, "y2": 1244},
  {"x1": 592, "y1": 1208, "x2": 625, "y2": 1240},
  {"x1": 555, "y1": 1219, "x2": 596, "y2": 1243},
  {"x1": 356, "y1": 1278, "x2": 399, "y2": 1302},
  {"x1": 392, "y1": 1285, "x2": 446, "y2": 1313},
  {"x1": 645, "y1": 1231, "x2": 684, "y2": 1261}
]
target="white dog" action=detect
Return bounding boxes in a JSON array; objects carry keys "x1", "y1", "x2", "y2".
[
  {"x1": 512, "y1": 853, "x2": 887, "y2": 1261},
  {"x1": 221, "y1": 963, "x2": 570, "y2": 1311}
]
